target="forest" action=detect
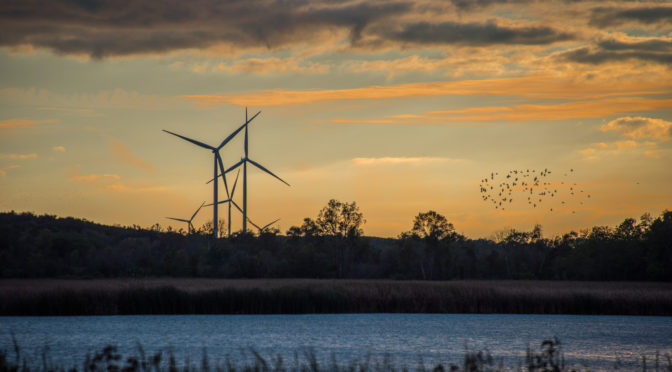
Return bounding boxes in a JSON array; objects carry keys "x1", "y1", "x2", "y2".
[{"x1": 1, "y1": 200, "x2": 670, "y2": 281}]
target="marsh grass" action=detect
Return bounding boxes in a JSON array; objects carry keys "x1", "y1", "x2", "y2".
[
  {"x1": 1, "y1": 338, "x2": 671, "y2": 372},
  {"x1": 1, "y1": 280, "x2": 671, "y2": 316}
]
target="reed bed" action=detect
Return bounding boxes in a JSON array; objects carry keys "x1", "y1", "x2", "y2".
[{"x1": 1, "y1": 279, "x2": 671, "y2": 316}]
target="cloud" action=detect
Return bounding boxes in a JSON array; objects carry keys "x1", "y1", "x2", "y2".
[
  {"x1": 67, "y1": 165, "x2": 166, "y2": 192},
  {"x1": 327, "y1": 98, "x2": 671, "y2": 126},
  {"x1": 589, "y1": 6, "x2": 672, "y2": 28},
  {"x1": 345, "y1": 53, "x2": 512, "y2": 78},
  {"x1": 214, "y1": 57, "x2": 329, "y2": 74},
  {"x1": 0, "y1": 118, "x2": 57, "y2": 129},
  {"x1": 0, "y1": 153, "x2": 38, "y2": 159},
  {"x1": 109, "y1": 140, "x2": 156, "y2": 173},
  {"x1": 0, "y1": 165, "x2": 21, "y2": 177},
  {"x1": 351, "y1": 157, "x2": 464, "y2": 166},
  {"x1": 53, "y1": 146, "x2": 66, "y2": 152},
  {"x1": 601, "y1": 117, "x2": 672, "y2": 141},
  {"x1": 558, "y1": 35, "x2": 672, "y2": 65},
  {"x1": 381, "y1": 20, "x2": 574, "y2": 46},
  {"x1": 1, "y1": 88, "x2": 184, "y2": 110},
  {"x1": 183, "y1": 74, "x2": 671, "y2": 107},
  {"x1": 38, "y1": 107, "x2": 105, "y2": 117},
  {"x1": 578, "y1": 139, "x2": 657, "y2": 160},
  {"x1": 0, "y1": 0, "x2": 411, "y2": 58},
  {"x1": 67, "y1": 167, "x2": 121, "y2": 183},
  {"x1": 644, "y1": 149, "x2": 663, "y2": 159},
  {"x1": 578, "y1": 148, "x2": 596, "y2": 155}
]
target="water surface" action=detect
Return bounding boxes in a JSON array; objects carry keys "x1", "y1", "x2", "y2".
[{"x1": 2, "y1": 314, "x2": 670, "y2": 370}]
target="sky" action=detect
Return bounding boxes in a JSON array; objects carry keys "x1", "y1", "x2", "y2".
[{"x1": 0, "y1": 0, "x2": 671, "y2": 239}]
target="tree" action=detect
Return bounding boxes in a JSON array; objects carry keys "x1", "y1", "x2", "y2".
[
  {"x1": 316, "y1": 199, "x2": 365, "y2": 239},
  {"x1": 406, "y1": 210, "x2": 455, "y2": 242},
  {"x1": 398, "y1": 211, "x2": 460, "y2": 280}
]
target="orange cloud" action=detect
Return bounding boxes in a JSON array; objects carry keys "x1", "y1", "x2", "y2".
[
  {"x1": 0, "y1": 153, "x2": 38, "y2": 159},
  {"x1": 579, "y1": 139, "x2": 645, "y2": 160},
  {"x1": 68, "y1": 169, "x2": 121, "y2": 183},
  {"x1": 328, "y1": 98, "x2": 671, "y2": 126},
  {"x1": 67, "y1": 166, "x2": 166, "y2": 193},
  {"x1": 182, "y1": 74, "x2": 671, "y2": 107},
  {"x1": 601, "y1": 116, "x2": 672, "y2": 141},
  {"x1": 0, "y1": 165, "x2": 21, "y2": 177},
  {"x1": 644, "y1": 149, "x2": 663, "y2": 159},
  {"x1": 578, "y1": 148, "x2": 596, "y2": 155},
  {"x1": 426, "y1": 99, "x2": 672, "y2": 122},
  {"x1": 53, "y1": 146, "x2": 66, "y2": 152},
  {"x1": 0, "y1": 118, "x2": 57, "y2": 129},
  {"x1": 109, "y1": 140, "x2": 156, "y2": 173}
]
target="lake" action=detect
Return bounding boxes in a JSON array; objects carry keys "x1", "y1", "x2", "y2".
[{"x1": 1, "y1": 314, "x2": 671, "y2": 370}]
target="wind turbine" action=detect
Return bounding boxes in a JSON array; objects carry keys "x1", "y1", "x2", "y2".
[
  {"x1": 247, "y1": 217, "x2": 281, "y2": 234},
  {"x1": 163, "y1": 111, "x2": 260, "y2": 238},
  {"x1": 165, "y1": 202, "x2": 206, "y2": 234},
  {"x1": 224, "y1": 108, "x2": 290, "y2": 233},
  {"x1": 206, "y1": 169, "x2": 242, "y2": 237}
]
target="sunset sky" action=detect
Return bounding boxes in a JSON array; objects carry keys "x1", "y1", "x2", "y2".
[{"x1": 1, "y1": 0, "x2": 671, "y2": 238}]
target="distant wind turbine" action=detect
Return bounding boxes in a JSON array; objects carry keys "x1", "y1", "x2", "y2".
[
  {"x1": 224, "y1": 108, "x2": 290, "y2": 233},
  {"x1": 206, "y1": 168, "x2": 242, "y2": 237},
  {"x1": 165, "y1": 202, "x2": 206, "y2": 234},
  {"x1": 247, "y1": 217, "x2": 281, "y2": 234},
  {"x1": 163, "y1": 111, "x2": 260, "y2": 238}
]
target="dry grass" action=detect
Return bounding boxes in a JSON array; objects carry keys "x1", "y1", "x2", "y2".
[{"x1": 1, "y1": 279, "x2": 671, "y2": 316}]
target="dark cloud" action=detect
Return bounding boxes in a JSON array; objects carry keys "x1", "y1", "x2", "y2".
[
  {"x1": 0, "y1": 0, "x2": 411, "y2": 58},
  {"x1": 558, "y1": 38, "x2": 672, "y2": 65},
  {"x1": 589, "y1": 6, "x2": 672, "y2": 28},
  {"x1": 449, "y1": 0, "x2": 532, "y2": 11},
  {"x1": 382, "y1": 20, "x2": 574, "y2": 46}
]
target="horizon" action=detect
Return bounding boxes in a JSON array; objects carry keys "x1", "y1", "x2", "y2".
[{"x1": 1, "y1": 0, "x2": 671, "y2": 239}]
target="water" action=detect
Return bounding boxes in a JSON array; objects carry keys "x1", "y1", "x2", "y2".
[{"x1": 1, "y1": 314, "x2": 671, "y2": 370}]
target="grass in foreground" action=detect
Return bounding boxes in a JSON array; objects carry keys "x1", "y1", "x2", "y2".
[{"x1": 1, "y1": 338, "x2": 671, "y2": 372}]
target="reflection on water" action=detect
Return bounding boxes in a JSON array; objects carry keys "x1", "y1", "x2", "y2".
[{"x1": 1, "y1": 314, "x2": 671, "y2": 370}]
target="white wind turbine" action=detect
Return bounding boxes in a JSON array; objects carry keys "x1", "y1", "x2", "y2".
[
  {"x1": 224, "y1": 108, "x2": 290, "y2": 233},
  {"x1": 165, "y1": 202, "x2": 206, "y2": 234},
  {"x1": 163, "y1": 111, "x2": 260, "y2": 238}
]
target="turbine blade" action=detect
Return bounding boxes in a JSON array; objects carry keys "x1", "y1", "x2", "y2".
[
  {"x1": 248, "y1": 158, "x2": 290, "y2": 186},
  {"x1": 225, "y1": 159, "x2": 244, "y2": 174},
  {"x1": 217, "y1": 111, "x2": 261, "y2": 150},
  {"x1": 204, "y1": 200, "x2": 228, "y2": 207},
  {"x1": 231, "y1": 168, "x2": 241, "y2": 199},
  {"x1": 231, "y1": 200, "x2": 243, "y2": 214},
  {"x1": 166, "y1": 217, "x2": 189, "y2": 223},
  {"x1": 247, "y1": 217, "x2": 261, "y2": 231},
  {"x1": 262, "y1": 218, "x2": 280, "y2": 230},
  {"x1": 216, "y1": 152, "x2": 230, "y2": 199},
  {"x1": 163, "y1": 130, "x2": 215, "y2": 150},
  {"x1": 190, "y1": 201, "x2": 206, "y2": 221}
]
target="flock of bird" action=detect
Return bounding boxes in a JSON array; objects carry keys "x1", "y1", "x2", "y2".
[{"x1": 479, "y1": 168, "x2": 591, "y2": 213}]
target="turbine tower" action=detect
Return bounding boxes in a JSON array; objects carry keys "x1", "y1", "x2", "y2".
[
  {"x1": 163, "y1": 111, "x2": 260, "y2": 238},
  {"x1": 225, "y1": 108, "x2": 290, "y2": 233},
  {"x1": 165, "y1": 201, "x2": 206, "y2": 234}
]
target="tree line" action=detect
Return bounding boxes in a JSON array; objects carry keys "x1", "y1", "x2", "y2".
[{"x1": 1, "y1": 201, "x2": 670, "y2": 281}]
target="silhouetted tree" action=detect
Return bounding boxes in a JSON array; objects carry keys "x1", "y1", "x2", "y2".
[{"x1": 316, "y1": 199, "x2": 365, "y2": 239}]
